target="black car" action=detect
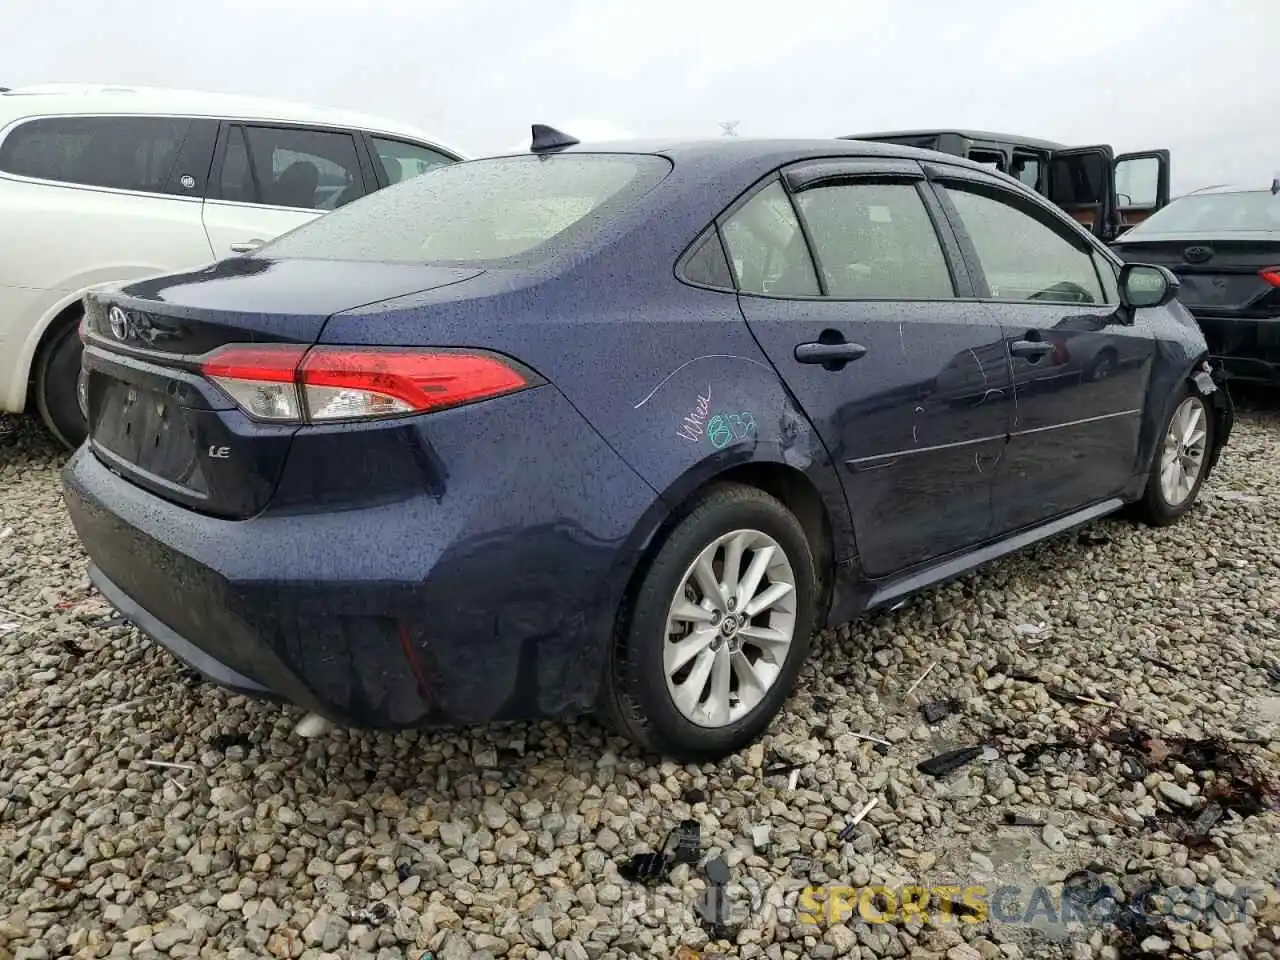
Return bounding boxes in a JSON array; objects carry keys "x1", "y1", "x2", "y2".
[
  {"x1": 844, "y1": 130, "x2": 1171, "y2": 241},
  {"x1": 1112, "y1": 183, "x2": 1280, "y2": 384}
]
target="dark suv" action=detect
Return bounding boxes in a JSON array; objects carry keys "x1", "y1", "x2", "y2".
[{"x1": 844, "y1": 130, "x2": 1170, "y2": 242}]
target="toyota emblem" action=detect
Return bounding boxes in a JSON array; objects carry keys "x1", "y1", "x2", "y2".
[
  {"x1": 1183, "y1": 245, "x2": 1214, "y2": 264},
  {"x1": 108, "y1": 306, "x2": 130, "y2": 340}
]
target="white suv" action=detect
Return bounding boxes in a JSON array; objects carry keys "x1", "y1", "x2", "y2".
[{"x1": 0, "y1": 83, "x2": 463, "y2": 447}]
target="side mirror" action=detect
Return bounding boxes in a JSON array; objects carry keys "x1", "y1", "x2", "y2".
[{"x1": 1119, "y1": 263, "x2": 1179, "y2": 310}]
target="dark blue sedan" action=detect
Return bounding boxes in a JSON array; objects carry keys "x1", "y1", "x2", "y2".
[{"x1": 64, "y1": 130, "x2": 1233, "y2": 759}]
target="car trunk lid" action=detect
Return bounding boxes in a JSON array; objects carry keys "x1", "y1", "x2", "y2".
[
  {"x1": 1111, "y1": 236, "x2": 1280, "y2": 316},
  {"x1": 82, "y1": 258, "x2": 484, "y2": 519}
]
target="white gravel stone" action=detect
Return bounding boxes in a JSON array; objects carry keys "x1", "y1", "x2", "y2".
[{"x1": 2, "y1": 405, "x2": 1280, "y2": 960}]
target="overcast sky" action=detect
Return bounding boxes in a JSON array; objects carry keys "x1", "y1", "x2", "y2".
[{"x1": 4, "y1": 0, "x2": 1273, "y2": 193}]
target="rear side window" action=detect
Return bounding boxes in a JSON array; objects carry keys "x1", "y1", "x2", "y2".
[
  {"x1": 216, "y1": 125, "x2": 365, "y2": 211},
  {"x1": 259, "y1": 153, "x2": 671, "y2": 265},
  {"x1": 0, "y1": 116, "x2": 215, "y2": 196},
  {"x1": 371, "y1": 137, "x2": 456, "y2": 185},
  {"x1": 679, "y1": 227, "x2": 734, "y2": 290},
  {"x1": 793, "y1": 182, "x2": 954, "y2": 299},
  {"x1": 720, "y1": 180, "x2": 819, "y2": 297}
]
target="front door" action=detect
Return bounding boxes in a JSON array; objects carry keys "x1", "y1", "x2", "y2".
[
  {"x1": 928, "y1": 166, "x2": 1154, "y2": 533},
  {"x1": 722, "y1": 161, "x2": 1014, "y2": 578},
  {"x1": 201, "y1": 122, "x2": 373, "y2": 259}
]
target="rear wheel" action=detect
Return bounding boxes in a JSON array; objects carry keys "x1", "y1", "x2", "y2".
[
  {"x1": 1136, "y1": 388, "x2": 1213, "y2": 525},
  {"x1": 600, "y1": 484, "x2": 816, "y2": 761},
  {"x1": 34, "y1": 312, "x2": 87, "y2": 450}
]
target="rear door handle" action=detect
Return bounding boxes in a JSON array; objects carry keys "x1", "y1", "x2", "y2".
[
  {"x1": 794, "y1": 341, "x2": 868, "y2": 365},
  {"x1": 1010, "y1": 338, "x2": 1054, "y2": 359},
  {"x1": 230, "y1": 239, "x2": 265, "y2": 253}
]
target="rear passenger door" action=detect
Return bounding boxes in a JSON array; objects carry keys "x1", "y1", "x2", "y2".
[
  {"x1": 201, "y1": 123, "x2": 375, "y2": 259},
  {"x1": 729, "y1": 159, "x2": 1015, "y2": 578},
  {"x1": 0, "y1": 115, "x2": 220, "y2": 285}
]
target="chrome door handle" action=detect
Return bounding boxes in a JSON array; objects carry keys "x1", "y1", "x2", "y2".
[{"x1": 230, "y1": 239, "x2": 265, "y2": 253}]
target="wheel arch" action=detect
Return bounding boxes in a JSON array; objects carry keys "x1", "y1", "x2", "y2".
[
  {"x1": 616, "y1": 455, "x2": 840, "y2": 631},
  {"x1": 25, "y1": 296, "x2": 84, "y2": 408},
  {"x1": 1187, "y1": 353, "x2": 1233, "y2": 473},
  {"x1": 10, "y1": 265, "x2": 172, "y2": 413}
]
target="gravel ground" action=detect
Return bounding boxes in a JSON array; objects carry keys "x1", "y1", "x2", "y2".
[{"x1": 1, "y1": 401, "x2": 1279, "y2": 960}]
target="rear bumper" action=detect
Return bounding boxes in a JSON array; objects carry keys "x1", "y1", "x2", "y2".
[
  {"x1": 63, "y1": 387, "x2": 663, "y2": 729},
  {"x1": 89, "y1": 564, "x2": 277, "y2": 700},
  {"x1": 1193, "y1": 313, "x2": 1280, "y2": 383}
]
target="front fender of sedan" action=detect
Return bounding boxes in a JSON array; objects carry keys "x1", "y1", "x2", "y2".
[{"x1": 1128, "y1": 302, "x2": 1233, "y2": 496}]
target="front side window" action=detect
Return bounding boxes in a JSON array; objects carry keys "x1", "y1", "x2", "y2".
[
  {"x1": 371, "y1": 137, "x2": 456, "y2": 185},
  {"x1": 217, "y1": 125, "x2": 365, "y2": 211},
  {"x1": 944, "y1": 185, "x2": 1106, "y2": 304},
  {"x1": 793, "y1": 181, "x2": 954, "y2": 299},
  {"x1": 0, "y1": 116, "x2": 199, "y2": 195},
  {"x1": 258, "y1": 153, "x2": 671, "y2": 265},
  {"x1": 720, "y1": 180, "x2": 819, "y2": 296}
]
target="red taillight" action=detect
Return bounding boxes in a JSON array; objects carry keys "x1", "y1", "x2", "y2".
[
  {"x1": 199, "y1": 344, "x2": 533, "y2": 424},
  {"x1": 1260, "y1": 267, "x2": 1280, "y2": 288}
]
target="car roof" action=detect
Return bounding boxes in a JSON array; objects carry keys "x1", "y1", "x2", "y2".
[
  {"x1": 843, "y1": 129, "x2": 1068, "y2": 152},
  {"x1": 0, "y1": 82, "x2": 464, "y2": 157},
  {"x1": 501, "y1": 135, "x2": 1011, "y2": 174}
]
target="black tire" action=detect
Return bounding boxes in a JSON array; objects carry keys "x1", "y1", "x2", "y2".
[
  {"x1": 1135, "y1": 387, "x2": 1214, "y2": 526},
  {"x1": 599, "y1": 483, "x2": 817, "y2": 761},
  {"x1": 34, "y1": 312, "x2": 87, "y2": 450}
]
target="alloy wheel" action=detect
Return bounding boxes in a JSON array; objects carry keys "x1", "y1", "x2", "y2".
[
  {"x1": 1159, "y1": 397, "x2": 1208, "y2": 507},
  {"x1": 663, "y1": 529, "x2": 797, "y2": 728}
]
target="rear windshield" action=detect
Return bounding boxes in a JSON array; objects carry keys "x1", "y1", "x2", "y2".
[
  {"x1": 257, "y1": 153, "x2": 672, "y2": 265},
  {"x1": 1127, "y1": 190, "x2": 1280, "y2": 236}
]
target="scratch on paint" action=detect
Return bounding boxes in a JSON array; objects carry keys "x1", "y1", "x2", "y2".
[
  {"x1": 968, "y1": 348, "x2": 988, "y2": 384},
  {"x1": 912, "y1": 405, "x2": 924, "y2": 445},
  {"x1": 634, "y1": 355, "x2": 772, "y2": 409},
  {"x1": 974, "y1": 451, "x2": 983, "y2": 474},
  {"x1": 898, "y1": 323, "x2": 907, "y2": 356}
]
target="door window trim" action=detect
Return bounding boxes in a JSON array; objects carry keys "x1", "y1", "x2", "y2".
[
  {"x1": 925, "y1": 169, "x2": 1114, "y2": 305},
  {"x1": 206, "y1": 120, "x2": 377, "y2": 211},
  {"x1": 0, "y1": 112, "x2": 218, "y2": 202}
]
